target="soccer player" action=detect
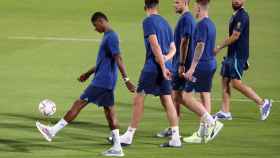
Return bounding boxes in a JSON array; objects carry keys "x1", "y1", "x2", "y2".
[
  {"x1": 213, "y1": 0, "x2": 272, "y2": 121},
  {"x1": 156, "y1": 0, "x2": 196, "y2": 138},
  {"x1": 118, "y1": 0, "x2": 182, "y2": 148},
  {"x1": 181, "y1": 0, "x2": 223, "y2": 143},
  {"x1": 35, "y1": 12, "x2": 135, "y2": 157}
]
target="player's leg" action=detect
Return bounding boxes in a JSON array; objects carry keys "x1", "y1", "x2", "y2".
[
  {"x1": 213, "y1": 77, "x2": 233, "y2": 120},
  {"x1": 36, "y1": 99, "x2": 88, "y2": 142},
  {"x1": 214, "y1": 77, "x2": 232, "y2": 119},
  {"x1": 156, "y1": 90, "x2": 182, "y2": 138},
  {"x1": 159, "y1": 94, "x2": 182, "y2": 147},
  {"x1": 231, "y1": 79, "x2": 272, "y2": 120},
  {"x1": 200, "y1": 92, "x2": 211, "y2": 113},
  {"x1": 102, "y1": 106, "x2": 124, "y2": 157},
  {"x1": 119, "y1": 93, "x2": 145, "y2": 146}
]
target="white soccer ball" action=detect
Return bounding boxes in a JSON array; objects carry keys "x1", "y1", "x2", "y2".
[{"x1": 38, "y1": 99, "x2": 56, "y2": 117}]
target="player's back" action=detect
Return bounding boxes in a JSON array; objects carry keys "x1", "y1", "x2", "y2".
[
  {"x1": 142, "y1": 14, "x2": 173, "y2": 72},
  {"x1": 193, "y1": 17, "x2": 216, "y2": 70},
  {"x1": 228, "y1": 8, "x2": 249, "y2": 61}
]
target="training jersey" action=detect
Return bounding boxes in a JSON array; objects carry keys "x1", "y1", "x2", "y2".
[
  {"x1": 192, "y1": 17, "x2": 216, "y2": 70},
  {"x1": 173, "y1": 11, "x2": 196, "y2": 73},
  {"x1": 227, "y1": 8, "x2": 250, "y2": 61},
  {"x1": 142, "y1": 14, "x2": 174, "y2": 73},
  {"x1": 91, "y1": 30, "x2": 120, "y2": 90}
]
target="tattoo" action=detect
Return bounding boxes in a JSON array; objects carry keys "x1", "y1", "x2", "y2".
[{"x1": 192, "y1": 42, "x2": 205, "y2": 65}]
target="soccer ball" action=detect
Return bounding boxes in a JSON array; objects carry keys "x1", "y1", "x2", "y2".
[{"x1": 38, "y1": 99, "x2": 56, "y2": 117}]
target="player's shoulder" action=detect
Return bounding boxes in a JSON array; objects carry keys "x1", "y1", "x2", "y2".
[
  {"x1": 106, "y1": 30, "x2": 119, "y2": 41},
  {"x1": 237, "y1": 8, "x2": 249, "y2": 19}
]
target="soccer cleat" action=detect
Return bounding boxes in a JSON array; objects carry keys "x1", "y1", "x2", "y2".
[
  {"x1": 204, "y1": 120, "x2": 224, "y2": 143},
  {"x1": 160, "y1": 140, "x2": 182, "y2": 148},
  {"x1": 260, "y1": 99, "x2": 272, "y2": 121},
  {"x1": 156, "y1": 128, "x2": 172, "y2": 138},
  {"x1": 102, "y1": 147, "x2": 124, "y2": 157},
  {"x1": 183, "y1": 132, "x2": 203, "y2": 144},
  {"x1": 36, "y1": 121, "x2": 54, "y2": 142},
  {"x1": 212, "y1": 111, "x2": 232, "y2": 121}
]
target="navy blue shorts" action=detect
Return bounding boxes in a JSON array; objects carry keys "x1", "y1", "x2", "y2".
[
  {"x1": 172, "y1": 73, "x2": 186, "y2": 91},
  {"x1": 80, "y1": 84, "x2": 114, "y2": 107},
  {"x1": 137, "y1": 71, "x2": 172, "y2": 96},
  {"x1": 220, "y1": 57, "x2": 246, "y2": 80},
  {"x1": 184, "y1": 69, "x2": 216, "y2": 93}
]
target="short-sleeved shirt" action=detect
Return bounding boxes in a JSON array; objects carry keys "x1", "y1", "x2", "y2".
[
  {"x1": 227, "y1": 8, "x2": 249, "y2": 61},
  {"x1": 142, "y1": 14, "x2": 174, "y2": 73},
  {"x1": 91, "y1": 30, "x2": 120, "y2": 90},
  {"x1": 172, "y1": 12, "x2": 196, "y2": 73},
  {"x1": 192, "y1": 17, "x2": 216, "y2": 71}
]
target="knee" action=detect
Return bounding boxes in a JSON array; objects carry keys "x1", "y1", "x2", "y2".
[{"x1": 231, "y1": 80, "x2": 242, "y2": 90}]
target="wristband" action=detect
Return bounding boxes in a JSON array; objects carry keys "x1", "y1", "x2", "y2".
[{"x1": 123, "y1": 77, "x2": 130, "y2": 83}]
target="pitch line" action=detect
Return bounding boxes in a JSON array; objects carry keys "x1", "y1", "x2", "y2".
[
  {"x1": 8, "y1": 36, "x2": 101, "y2": 42},
  {"x1": 212, "y1": 98, "x2": 279, "y2": 103}
]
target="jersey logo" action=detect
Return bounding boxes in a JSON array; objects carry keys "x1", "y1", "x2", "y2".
[{"x1": 237, "y1": 22, "x2": 241, "y2": 29}]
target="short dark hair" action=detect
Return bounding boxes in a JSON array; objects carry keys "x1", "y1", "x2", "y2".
[
  {"x1": 196, "y1": 0, "x2": 210, "y2": 6},
  {"x1": 91, "y1": 12, "x2": 108, "y2": 23},
  {"x1": 144, "y1": 0, "x2": 159, "y2": 9}
]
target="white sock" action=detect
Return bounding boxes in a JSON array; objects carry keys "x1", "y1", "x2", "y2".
[
  {"x1": 123, "y1": 126, "x2": 136, "y2": 138},
  {"x1": 112, "y1": 129, "x2": 121, "y2": 150},
  {"x1": 51, "y1": 119, "x2": 68, "y2": 136},
  {"x1": 170, "y1": 126, "x2": 180, "y2": 142},
  {"x1": 202, "y1": 112, "x2": 215, "y2": 125}
]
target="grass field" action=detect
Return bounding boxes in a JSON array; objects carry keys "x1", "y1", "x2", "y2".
[{"x1": 0, "y1": 0, "x2": 280, "y2": 158}]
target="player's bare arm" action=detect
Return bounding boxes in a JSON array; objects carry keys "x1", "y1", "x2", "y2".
[
  {"x1": 114, "y1": 54, "x2": 136, "y2": 93},
  {"x1": 185, "y1": 42, "x2": 205, "y2": 81},
  {"x1": 149, "y1": 34, "x2": 171, "y2": 80},
  {"x1": 179, "y1": 37, "x2": 190, "y2": 78},
  {"x1": 164, "y1": 42, "x2": 176, "y2": 61},
  {"x1": 78, "y1": 66, "x2": 96, "y2": 82},
  {"x1": 214, "y1": 30, "x2": 241, "y2": 55}
]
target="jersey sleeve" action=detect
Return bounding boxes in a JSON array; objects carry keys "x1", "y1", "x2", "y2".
[
  {"x1": 233, "y1": 15, "x2": 248, "y2": 33},
  {"x1": 181, "y1": 18, "x2": 192, "y2": 39},
  {"x1": 195, "y1": 22, "x2": 207, "y2": 43},
  {"x1": 107, "y1": 33, "x2": 120, "y2": 56},
  {"x1": 143, "y1": 18, "x2": 156, "y2": 38}
]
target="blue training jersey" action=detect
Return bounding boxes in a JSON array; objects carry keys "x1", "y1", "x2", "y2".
[
  {"x1": 173, "y1": 11, "x2": 196, "y2": 73},
  {"x1": 227, "y1": 8, "x2": 249, "y2": 61},
  {"x1": 142, "y1": 14, "x2": 174, "y2": 73},
  {"x1": 91, "y1": 30, "x2": 120, "y2": 90},
  {"x1": 192, "y1": 17, "x2": 216, "y2": 70}
]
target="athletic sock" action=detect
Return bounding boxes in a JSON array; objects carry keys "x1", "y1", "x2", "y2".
[
  {"x1": 51, "y1": 119, "x2": 68, "y2": 136},
  {"x1": 170, "y1": 126, "x2": 180, "y2": 143},
  {"x1": 202, "y1": 112, "x2": 215, "y2": 125},
  {"x1": 112, "y1": 129, "x2": 121, "y2": 150},
  {"x1": 123, "y1": 126, "x2": 136, "y2": 138}
]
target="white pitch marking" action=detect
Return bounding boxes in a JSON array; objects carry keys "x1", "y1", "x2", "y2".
[{"x1": 8, "y1": 36, "x2": 101, "y2": 42}]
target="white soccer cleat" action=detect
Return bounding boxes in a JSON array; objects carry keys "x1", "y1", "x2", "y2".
[
  {"x1": 183, "y1": 132, "x2": 203, "y2": 144},
  {"x1": 260, "y1": 99, "x2": 272, "y2": 121},
  {"x1": 36, "y1": 121, "x2": 54, "y2": 142},
  {"x1": 203, "y1": 120, "x2": 224, "y2": 143},
  {"x1": 160, "y1": 139, "x2": 182, "y2": 148},
  {"x1": 102, "y1": 147, "x2": 124, "y2": 157}
]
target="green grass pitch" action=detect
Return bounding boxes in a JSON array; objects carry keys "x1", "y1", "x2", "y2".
[{"x1": 0, "y1": 0, "x2": 279, "y2": 157}]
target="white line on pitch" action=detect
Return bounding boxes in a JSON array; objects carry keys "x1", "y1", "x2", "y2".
[
  {"x1": 8, "y1": 36, "x2": 101, "y2": 42},
  {"x1": 213, "y1": 98, "x2": 279, "y2": 103}
]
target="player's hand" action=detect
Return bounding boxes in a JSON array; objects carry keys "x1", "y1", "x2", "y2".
[
  {"x1": 178, "y1": 65, "x2": 185, "y2": 79},
  {"x1": 125, "y1": 81, "x2": 136, "y2": 93},
  {"x1": 162, "y1": 68, "x2": 172, "y2": 80},
  {"x1": 78, "y1": 73, "x2": 91, "y2": 82},
  {"x1": 185, "y1": 68, "x2": 195, "y2": 81}
]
